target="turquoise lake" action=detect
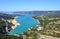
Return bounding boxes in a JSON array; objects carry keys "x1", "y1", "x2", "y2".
[{"x1": 9, "y1": 14, "x2": 39, "y2": 35}]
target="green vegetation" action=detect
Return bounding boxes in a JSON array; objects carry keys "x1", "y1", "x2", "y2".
[
  {"x1": 0, "y1": 34, "x2": 21, "y2": 39},
  {"x1": 0, "y1": 20, "x2": 6, "y2": 28},
  {"x1": 34, "y1": 16, "x2": 60, "y2": 38},
  {"x1": 0, "y1": 19, "x2": 22, "y2": 39},
  {"x1": 23, "y1": 29, "x2": 39, "y2": 39}
]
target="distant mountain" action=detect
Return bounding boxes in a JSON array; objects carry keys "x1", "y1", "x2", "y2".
[
  {"x1": 46, "y1": 11, "x2": 60, "y2": 16},
  {"x1": 0, "y1": 12, "x2": 16, "y2": 19},
  {"x1": 13, "y1": 11, "x2": 60, "y2": 16},
  {"x1": 0, "y1": 11, "x2": 60, "y2": 18}
]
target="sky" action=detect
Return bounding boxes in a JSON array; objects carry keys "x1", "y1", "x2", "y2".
[{"x1": 0, "y1": 0, "x2": 60, "y2": 11}]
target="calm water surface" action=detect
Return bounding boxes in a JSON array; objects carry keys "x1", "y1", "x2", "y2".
[{"x1": 9, "y1": 14, "x2": 39, "y2": 35}]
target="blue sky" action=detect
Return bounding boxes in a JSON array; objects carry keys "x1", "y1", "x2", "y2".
[{"x1": 0, "y1": 0, "x2": 60, "y2": 11}]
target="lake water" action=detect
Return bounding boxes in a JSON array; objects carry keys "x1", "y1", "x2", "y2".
[{"x1": 9, "y1": 14, "x2": 39, "y2": 35}]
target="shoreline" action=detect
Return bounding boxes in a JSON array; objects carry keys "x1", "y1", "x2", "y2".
[
  {"x1": 33, "y1": 17, "x2": 40, "y2": 26},
  {"x1": 28, "y1": 17, "x2": 40, "y2": 30},
  {"x1": 7, "y1": 16, "x2": 20, "y2": 29},
  {"x1": 11, "y1": 19, "x2": 20, "y2": 29}
]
